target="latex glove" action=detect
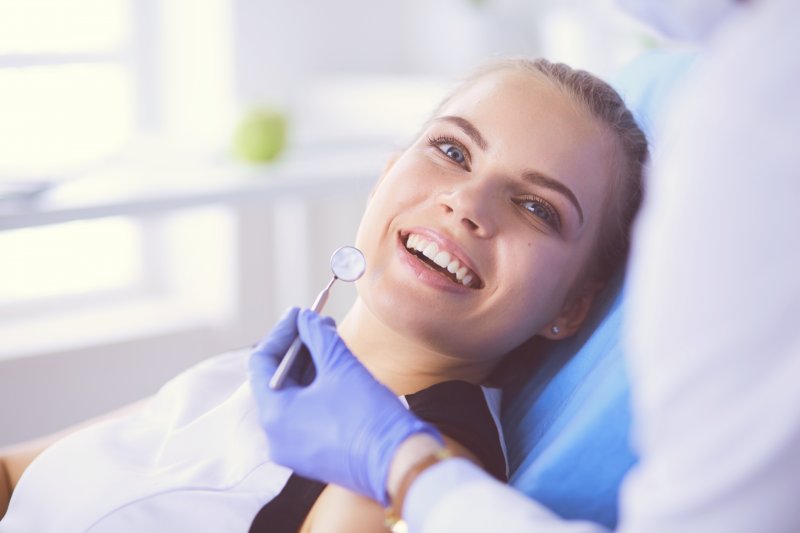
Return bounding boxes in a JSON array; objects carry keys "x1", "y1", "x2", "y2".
[{"x1": 248, "y1": 308, "x2": 443, "y2": 505}]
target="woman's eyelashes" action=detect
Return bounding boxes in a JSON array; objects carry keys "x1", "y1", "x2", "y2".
[
  {"x1": 427, "y1": 135, "x2": 471, "y2": 169},
  {"x1": 426, "y1": 134, "x2": 561, "y2": 232},
  {"x1": 517, "y1": 195, "x2": 562, "y2": 232}
]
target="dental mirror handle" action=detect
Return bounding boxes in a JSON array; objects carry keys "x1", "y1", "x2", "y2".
[{"x1": 269, "y1": 276, "x2": 337, "y2": 390}]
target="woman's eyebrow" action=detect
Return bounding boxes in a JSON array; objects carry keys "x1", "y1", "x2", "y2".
[
  {"x1": 436, "y1": 115, "x2": 488, "y2": 151},
  {"x1": 434, "y1": 115, "x2": 584, "y2": 225},
  {"x1": 523, "y1": 170, "x2": 585, "y2": 225}
]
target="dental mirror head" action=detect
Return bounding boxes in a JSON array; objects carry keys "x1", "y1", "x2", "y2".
[
  {"x1": 269, "y1": 245, "x2": 366, "y2": 390},
  {"x1": 330, "y1": 245, "x2": 366, "y2": 282}
]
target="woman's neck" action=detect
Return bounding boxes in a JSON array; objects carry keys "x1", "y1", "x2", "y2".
[{"x1": 335, "y1": 299, "x2": 496, "y2": 396}]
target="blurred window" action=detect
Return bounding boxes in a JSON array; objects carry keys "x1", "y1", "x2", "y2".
[
  {"x1": 0, "y1": 0, "x2": 140, "y2": 312},
  {"x1": 0, "y1": 218, "x2": 143, "y2": 309},
  {"x1": 0, "y1": 0, "x2": 134, "y2": 177},
  {"x1": 0, "y1": 0, "x2": 128, "y2": 55},
  {"x1": 0, "y1": 65, "x2": 132, "y2": 176}
]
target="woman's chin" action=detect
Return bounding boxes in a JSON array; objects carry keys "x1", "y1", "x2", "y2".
[{"x1": 368, "y1": 291, "x2": 469, "y2": 349}]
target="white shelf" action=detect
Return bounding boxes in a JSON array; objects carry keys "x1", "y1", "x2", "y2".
[{"x1": 0, "y1": 144, "x2": 387, "y2": 230}]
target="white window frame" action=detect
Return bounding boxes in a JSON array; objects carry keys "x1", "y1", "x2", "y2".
[{"x1": 0, "y1": 0, "x2": 164, "y2": 328}]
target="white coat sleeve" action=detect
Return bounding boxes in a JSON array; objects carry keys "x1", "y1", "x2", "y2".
[
  {"x1": 403, "y1": 1, "x2": 800, "y2": 531},
  {"x1": 404, "y1": 458, "x2": 608, "y2": 533},
  {"x1": 619, "y1": 0, "x2": 800, "y2": 532}
]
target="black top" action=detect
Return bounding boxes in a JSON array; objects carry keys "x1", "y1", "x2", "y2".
[{"x1": 249, "y1": 380, "x2": 506, "y2": 532}]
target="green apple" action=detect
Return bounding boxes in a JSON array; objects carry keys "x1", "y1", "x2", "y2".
[{"x1": 233, "y1": 107, "x2": 288, "y2": 163}]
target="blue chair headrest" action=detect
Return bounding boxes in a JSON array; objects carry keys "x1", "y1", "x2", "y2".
[{"x1": 499, "y1": 275, "x2": 632, "y2": 528}]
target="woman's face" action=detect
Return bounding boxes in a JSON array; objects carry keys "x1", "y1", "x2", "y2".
[{"x1": 354, "y1": 69, "x2": 618, "y2": 362}]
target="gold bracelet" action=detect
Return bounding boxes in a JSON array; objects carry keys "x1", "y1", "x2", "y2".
[{"x1": 384, "y1": 447, "x2": 453, "y2": 533}]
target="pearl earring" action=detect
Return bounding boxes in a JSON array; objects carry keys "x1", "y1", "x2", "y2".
[{"x1": 551, "y1": 325, "x2": 561, "y2": 335}]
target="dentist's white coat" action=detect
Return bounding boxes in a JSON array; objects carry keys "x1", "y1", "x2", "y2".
[{"x1": 405, "y1": 0, "x2": 800, "y2": 531}]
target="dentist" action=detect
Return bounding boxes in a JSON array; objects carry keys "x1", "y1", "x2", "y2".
[{"x1": 248, "y1": 0, "x2": 800, "y2": 531}]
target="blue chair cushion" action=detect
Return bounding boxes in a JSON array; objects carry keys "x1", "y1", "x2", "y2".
[
  {"x1": 611, "y1": 49, "x2": 698, "y2": 143},
  {"x1": 498, "y1": 278, "x2": 632, "y2": 528}
]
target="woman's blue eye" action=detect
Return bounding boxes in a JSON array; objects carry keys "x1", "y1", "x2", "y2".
[
  {"x1": 520, "y1": 199, "x2": 560, "y2": 230},
  {"x1": 426, "y1": 135, "x2": 470, "y2": 167},
  {"x1": 523, "y1": 201, "x2": 550, "y2": 220},
  {"x1": 440, "y1": 143, "x2": 465, "y2": 164}
]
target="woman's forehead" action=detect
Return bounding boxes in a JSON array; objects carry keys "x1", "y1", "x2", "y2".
[
  {"x1": 441, "y1": 69, "x2": 585, "y2": 125},
  {"x1": 439, "y1": 70, "x2": 610, "y2": 163}
]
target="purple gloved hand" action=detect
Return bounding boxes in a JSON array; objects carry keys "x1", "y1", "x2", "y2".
[{"x1": 248, "y1": 307, "x2": 443, "y2": 505}]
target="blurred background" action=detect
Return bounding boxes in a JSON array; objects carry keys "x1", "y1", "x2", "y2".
[{"x1": 0, "y1": 0, "x2": 667, "y2": 446}]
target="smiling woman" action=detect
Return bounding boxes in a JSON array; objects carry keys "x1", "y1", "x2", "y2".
[
  {"x1": 346, "y1": 60, "x2": 646, "y2": 388},
  {"x1": 1, "y1": 58, "x2": 647, "y2": 533},
  {"x1": 429, "y1": 59, "x2": 646, "y2": 286}
]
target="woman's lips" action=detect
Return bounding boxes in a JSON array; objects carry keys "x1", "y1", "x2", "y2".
[{"x1": 396, "y1": 230, "x2": 483, "y2": 290}]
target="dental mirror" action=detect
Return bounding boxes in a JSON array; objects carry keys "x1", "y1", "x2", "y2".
[
  {"x1": 329, "y1": 245, "x2": 366, "y2": 282},
  {"x1": 269, "y1": 246, "x2": 366, "y2": 389}
]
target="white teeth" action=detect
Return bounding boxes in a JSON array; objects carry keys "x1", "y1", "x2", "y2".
[
  {"x1": 422, "y1": 242, "x2": 438, "y2": 260},
  {"x1": 433, "y1": 251, "x2": 450, "y2": 268},
  {"x1": 404, "y1": 233, "x2": 479, "y2": 288}
]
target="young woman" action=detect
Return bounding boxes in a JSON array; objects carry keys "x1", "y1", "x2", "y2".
[{"x1": 0, "y1": 58, "x2": 647, "y2": 532}]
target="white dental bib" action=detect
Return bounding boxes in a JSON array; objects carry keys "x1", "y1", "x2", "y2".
[
  {"x1": 1, "y1": 349, "x2": 504, "y2": 532},
  {"x1": 1, "y1": 349, "x2": 291, "y2": 532}
]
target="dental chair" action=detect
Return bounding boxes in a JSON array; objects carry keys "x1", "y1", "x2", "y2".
[{"x1": 499, "y1": 50, "x2": 697, "y2": 529}]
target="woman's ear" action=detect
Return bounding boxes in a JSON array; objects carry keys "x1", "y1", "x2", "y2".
[{"x1": 538, "y1": 281, "x2": 603, "y2": 339}]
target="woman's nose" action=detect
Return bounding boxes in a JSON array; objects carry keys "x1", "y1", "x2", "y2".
[{"x1": 436, "y1": 180, "x2": 498, "y2": 237}]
